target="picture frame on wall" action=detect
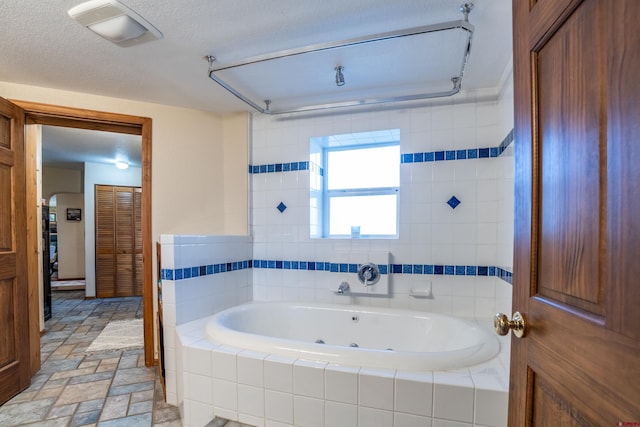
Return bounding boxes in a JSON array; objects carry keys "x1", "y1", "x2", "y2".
[{"x1": 66, "y1": 208, "x2": 82, "y2": 221}]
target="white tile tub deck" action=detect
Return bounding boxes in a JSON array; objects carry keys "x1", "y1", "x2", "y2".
[{"x1": 175, "y1": 316, "x2": 510, "y2": 427}]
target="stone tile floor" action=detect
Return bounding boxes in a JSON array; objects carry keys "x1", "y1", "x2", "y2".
[{"x1": 0, "y1": 291, "x2": 182, "y2": 427}]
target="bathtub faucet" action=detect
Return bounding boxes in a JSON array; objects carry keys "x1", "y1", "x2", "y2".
[
  {"x1": 357, "y1": 262, "x2": 380, "y2": 287},
  {"x1": 337, "y1": 281, "x2": 350, "y2": 295}
]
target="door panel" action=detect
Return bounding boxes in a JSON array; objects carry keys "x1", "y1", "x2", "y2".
[
  {"x1": 0, "y1": 97, "x2": 30, "y2": 405},
  {"x1": 511, "y1": 0, "x2": 640, "y2": 425},
  {"x1": 96, "y1": 185, "x2": 115, "y2": 298},
  {"x1": 536, "y1": 0, "x2": 603, "y2": 313},
  {"x1": 0, "y1": 280, "x2": 17, "y2": 367},
  {"x1": 95, "y1": 185, "x2": 142, "y2": 298},
  {"x1": 606, "y1": 0, "x2": 640, "y2": 342},
  {"x1": 0, "y1": 166, "x2": 12, "y2": 251}
]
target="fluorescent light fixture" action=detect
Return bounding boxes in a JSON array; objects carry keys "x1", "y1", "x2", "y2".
[
  {"x1": 68, "y1": 0, "x2": 163, "y2": 47},
  {"x1": 115, "y1": 160, "x2": 129, "y2": 170}
]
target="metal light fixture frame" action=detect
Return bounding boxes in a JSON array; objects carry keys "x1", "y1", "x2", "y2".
[{"x1": 207, "y1": 4, "x2": 474, "y2": 115}]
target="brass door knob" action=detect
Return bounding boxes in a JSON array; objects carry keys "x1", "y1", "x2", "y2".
[{"x1": 494, "y1": 312, "x2": 527, "y2": 338}]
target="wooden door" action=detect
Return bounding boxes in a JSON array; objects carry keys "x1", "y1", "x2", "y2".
[
  {"x1": 0, "y1": 97, "x2": 30, "y2": 404},
  {"x1": 510, "y1": 0, "x2": 640, "y2": 425},
  {"x1": 95, "y1": 185, "x2": 142, "y2": 298}
]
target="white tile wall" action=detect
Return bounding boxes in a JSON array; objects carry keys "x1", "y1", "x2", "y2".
[
  {"x1": 325, "y1": 401, "x2": 358, "y2": 427},
  {"x1": 395, "y1": 371, "x2": 433, "y2": 417},
  {"x1": 358, "y1": 368, "x2": 395, "y2": 411},
  {"x1": 394, "y1": 412, "x2": 433, "y2": 427},
  {"x1": 238, "y1": 351, "x2": 267, "y2": 387},
  {"x1": 325, "y1": 364, "x2": 359, "y2": 405},
  {"x1": 264, "y1": 355, "x2": 295, "y2": 393},
  {"x1": 250, "y1": 89, "x2": 514, "y2": 318},
  {"x1": 160, "y1": 235, "x2": 252, "y2": 405},
  {"x1": 433, "y1": 373, "x2": 476, "y2": 423},
  {"x1": 238, "y1": 384, "x2": 265, "y2": 418},
  {"x1": 294, "y1": 360, "x2": 327, "y2": 399},
  {"x1": 358, "y1": 406, "x2": 394, "y2": 427},
  {"x1": 294, "y1": 396, "x2": 325, "y2": 427},
  {"x1": 265, "y1": 390, "x2": 294, "y2": 424}
]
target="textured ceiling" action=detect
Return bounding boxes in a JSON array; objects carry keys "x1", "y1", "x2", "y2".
[
  {"x1": 2, "y1": 0, "x2": 512, "y2": 167},
  {"x1": 1, "y1": 0, "x2": 512, "y2": 114}
]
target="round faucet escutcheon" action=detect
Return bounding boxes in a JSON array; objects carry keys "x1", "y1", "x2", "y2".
[{"x1": 357, "y1": 262, "x2": 380, "y2": 286}]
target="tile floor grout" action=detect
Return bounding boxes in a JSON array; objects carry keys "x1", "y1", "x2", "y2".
[{"x1": 0, "y1": 290, "x2": 182, "y2": 427}]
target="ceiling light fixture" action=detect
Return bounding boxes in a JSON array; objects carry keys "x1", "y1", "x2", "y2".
[
  {"x1": 335, "y1": 66, "x2": 345, "y2": 87},
  {"x1": 68, "y1": 0, "x2": 163, "y2": 47},
  {"x1": 115, "y1": 160, "x2": 129, "y2": 170}
]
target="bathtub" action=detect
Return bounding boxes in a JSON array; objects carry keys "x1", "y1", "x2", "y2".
[
  {"x1": 206, "y1": 302, "x2": 500, "y2": 371},
  {"x1": 177, "y1": 302, "x2": 509, "y2": 427}
]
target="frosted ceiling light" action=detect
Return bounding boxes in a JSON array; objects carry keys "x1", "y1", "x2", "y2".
[
  {"x1": 68, "y1": 0, "x2": 163, "y2": 47},
  {"x1": 115, "y1": 160, "x2": 129, "y2": 170}
]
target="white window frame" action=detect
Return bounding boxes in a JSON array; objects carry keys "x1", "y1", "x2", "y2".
[{"x1": 322, "y1": 141, "x2": 400, "y2": 238}]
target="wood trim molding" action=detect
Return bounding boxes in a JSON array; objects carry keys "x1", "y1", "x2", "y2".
[
  {"x1": 11, "y1": 100, "x2": 147, "y2": 130},
  {"x1": 16, "y1": 101, "x2": 155, "y2": 367},
  {"x1": 25, "y1": 125, "x2": 42, "y2": 375}
]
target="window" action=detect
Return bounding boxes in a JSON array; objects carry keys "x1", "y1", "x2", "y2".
[{"x1": 310, "y1": 130, "x2": 400, "y2": 238}]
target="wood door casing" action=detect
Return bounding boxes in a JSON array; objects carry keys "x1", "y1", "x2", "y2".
[
  {"x1": 0, "y1": 97, "x2": 30, "y2": 405},
  {"x1": 511, "y1": 0, "x2": 640, "y2": 425},
  {"x1": 96, "y1": 185, "x2": 143, "y2": 298},
  {"x1": 10, "y1": 100, "x2": 154, "y2": 366}
]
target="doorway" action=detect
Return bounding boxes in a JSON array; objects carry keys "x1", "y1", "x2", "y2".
[{"x1": 13, "y1": 100, "x2": 154, "y2": 372}]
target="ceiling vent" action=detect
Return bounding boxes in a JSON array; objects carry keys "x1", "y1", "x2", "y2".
[{"x1": 68, "y1": 0, "x2": 163, "y2": 47}]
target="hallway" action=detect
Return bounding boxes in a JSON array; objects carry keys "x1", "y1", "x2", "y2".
[{"x1": 0, "y1": 291, "x2": 181, "y2": 426}]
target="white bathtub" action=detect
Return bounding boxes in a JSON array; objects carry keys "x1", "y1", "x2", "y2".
[{"x1": 206, "y1": 302, "x2": 499, "y2": 371}]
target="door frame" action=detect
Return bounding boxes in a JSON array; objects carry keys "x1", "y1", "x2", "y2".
[{"x1": 12, "y1": 100, "x2": 154, "y2": 369}]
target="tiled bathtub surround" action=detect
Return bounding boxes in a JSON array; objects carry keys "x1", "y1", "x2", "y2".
[
  {"x1": 251, "y1": 85, "x2": 515, "y2": 313},
  {"x1": 163, "y1": 75, "x2": 516, "y2": 425},
  {"x1": 176, "y1": 314, "x2": 510, "y2": 427},
  {"x1": 160, "y1": 235, "x2": 252, "y2": 406}
]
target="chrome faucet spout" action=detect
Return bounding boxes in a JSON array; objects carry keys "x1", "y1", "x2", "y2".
[{"x1": 337, "y1": 281, "x2": 350, "y2": 294}]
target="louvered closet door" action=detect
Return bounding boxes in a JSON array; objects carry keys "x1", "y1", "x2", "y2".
[
  {"x1": 133, "y1": 188, "x2": 142, "y2": 296},
  {"x1": 96, "y1": 185, "x2": 115, "y2": 298},
  {"x1": 95, "y1": 185, "x2": 142, "y2": 298}
]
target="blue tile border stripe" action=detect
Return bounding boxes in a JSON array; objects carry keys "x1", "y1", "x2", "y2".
[
  {"x1": 249, "y1": 161, "x2": 320, "y2": 174},
  {"x1": 250, "y1": 260, "x2": 389, "y2": 275},
  {"x1": 161, "y1": 260, "x2": 252, "y2": 281},
  {"x1": 162, "y1": 258, "x2": 513, "y2": 286},
  {"x1": 400, "y1": 128, "x2": 514, "y2": 164},
  {"x1": 249, "y1": 130, "x2": 514, "y2": 173}
]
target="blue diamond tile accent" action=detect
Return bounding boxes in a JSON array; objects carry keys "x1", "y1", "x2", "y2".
[
  {"x1": 277, "y1": 202, "x2": 287, "y2": 213},
  {"x1": 447, "y1": 196, "x2": 461, "y2": 209}
]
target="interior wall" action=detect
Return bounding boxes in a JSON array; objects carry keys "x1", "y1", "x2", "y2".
[
  {"x1": 0, "y1": 80, "x2": 242, "y2": 239},
  {"x1": 55, "y1": 193, "x2": 85, "y2": 279},
  {"x1": 223, "y1": 112, "x2": 250, "y2": 234},
  {"x1": 42, "y1": 166, "x2": 83, "y2": 200},
  {"x1": 83, "y1": 162, "x2": 142, "y2": 297},
  {"x1": 1, "y1": 80, "x2": 250, "y2": 359}
]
